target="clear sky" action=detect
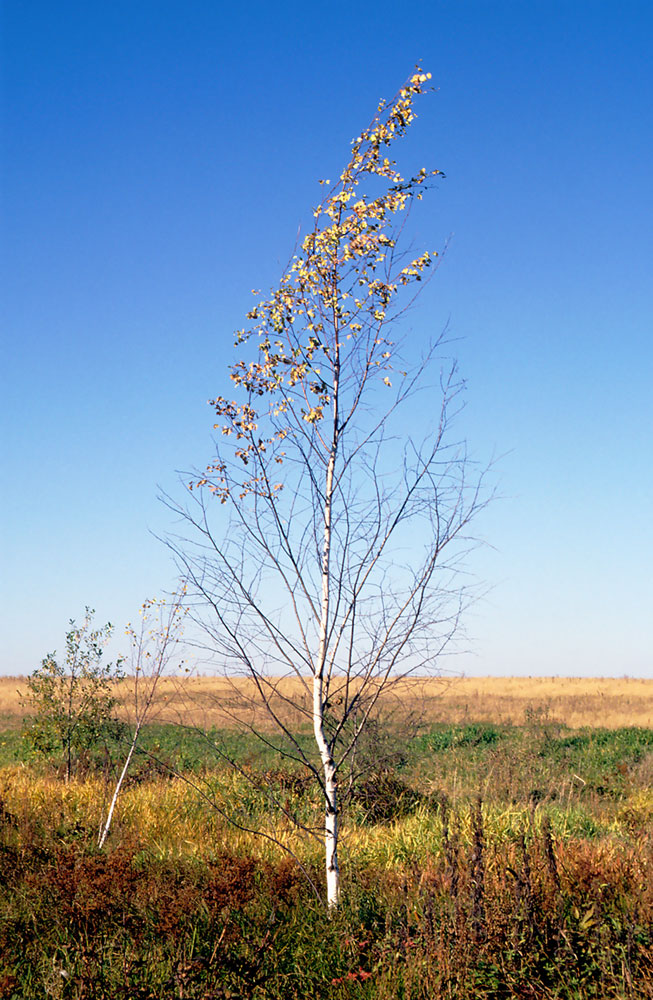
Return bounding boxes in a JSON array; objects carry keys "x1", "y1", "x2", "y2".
[{"x1": 2, "y1": 0, "x2": 651, "y2": 677}]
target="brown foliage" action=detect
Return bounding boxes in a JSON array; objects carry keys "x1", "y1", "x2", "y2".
[{"x1": 28, "y1": 842, "x2": 142, "y2": 933}]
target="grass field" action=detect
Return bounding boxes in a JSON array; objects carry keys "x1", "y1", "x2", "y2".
[
  {"x1": 1, "y1": 676, "x2": 652, "y2": 998},
  {"x1": 3, "y1": 673, "x2": 653, "y2": 729}
]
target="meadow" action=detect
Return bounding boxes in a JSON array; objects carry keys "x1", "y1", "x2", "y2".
[
  {"x1": 1, "y1": 676, "x2": 652, "y2": 998},
  {"x1": 2, "y1": 674, "x2": 652, "y2": 731}
]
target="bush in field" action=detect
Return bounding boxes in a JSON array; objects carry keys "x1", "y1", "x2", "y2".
[{"x1": 22, "y1": 609, "x2": 125, "y2": 780}]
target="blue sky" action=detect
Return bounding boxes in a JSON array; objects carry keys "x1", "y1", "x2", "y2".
[{"x1": 2, "y1": 0, "x2": 651, "y2": 677}]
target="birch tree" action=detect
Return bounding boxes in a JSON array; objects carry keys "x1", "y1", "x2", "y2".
[
  {"x1": 98, "y1": 587, "x2": 186, "y2": 848},
  {"x1": 169, "y1": 69, "x2": 486, "y2": 908}
]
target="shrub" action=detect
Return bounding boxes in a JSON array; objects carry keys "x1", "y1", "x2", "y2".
[{"x1": 22, "y1": 609, "x2": 125, "y2": 780}]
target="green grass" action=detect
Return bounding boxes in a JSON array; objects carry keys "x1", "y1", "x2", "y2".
[
  {"x1": 5, "y1": 718, "x2": 652, "y2": 780},
  {"x1": 409, "y1": 722, "x2": 653, "y2": 815}
]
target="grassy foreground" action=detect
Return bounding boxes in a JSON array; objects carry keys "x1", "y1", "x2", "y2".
[{"x1": 1, "y1": 714, "x2": 652, "y2": 999}]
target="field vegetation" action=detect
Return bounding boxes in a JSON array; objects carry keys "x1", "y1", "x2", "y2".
[
  {"x1": 2, "y1": 674, "x2": 652, "y2": 731},
  {"x1": 0, "y1": 679, "x2": 652, "y2": 998}
]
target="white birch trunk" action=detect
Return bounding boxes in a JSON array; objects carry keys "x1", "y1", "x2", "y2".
[
  {"x1": 98, "y1": 725, "x2": 140, "y2": 849},
  {"x1": 313, "y1": 325, "x2": 341, "y2": 908},
  {"x1": 313, "y1": 672, "x2": 340, "y2": 908},
  {"x1": 323, "y1": 754, "x2": 340, "y2": 908},
  {"x1": 314, "y1": 500, "x2": 341, "y2": 908}
]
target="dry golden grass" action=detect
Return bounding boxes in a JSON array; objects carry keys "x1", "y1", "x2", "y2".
[
  {"x1": 2, "y1": 765, "x2": 650, "y2": 866},
  {"x1": 3, "y1": 673, "x2": 652, "y2": 729},
  {"x1": 426, "y1": 675, "x2": 653, "y2": 728}
]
